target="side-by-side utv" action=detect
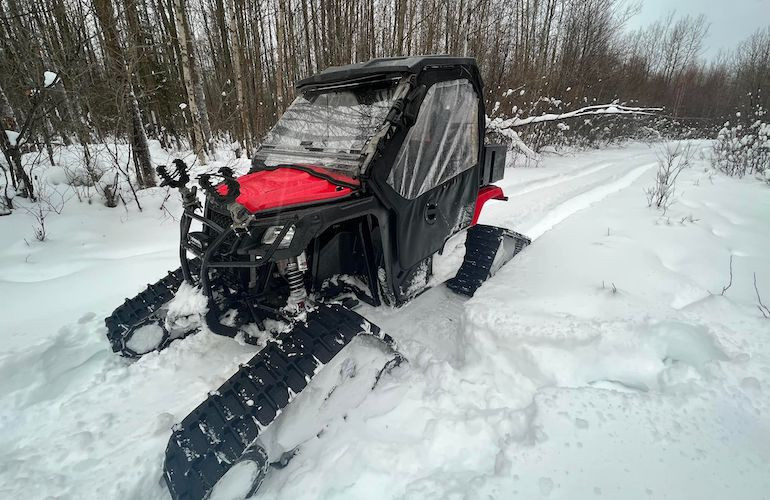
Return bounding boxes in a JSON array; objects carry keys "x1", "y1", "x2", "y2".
[{"x1": 105, "y1": 56, "x2": 530, "y2": 499}]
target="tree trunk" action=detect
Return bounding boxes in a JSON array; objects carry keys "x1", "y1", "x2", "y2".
[
  {"x1": 181, "y1": 4, "x2": 214, "y2": 153},
  {"x1": 130, "y1": 89, "x2": 154, "y2": 186},
  {"x1": 172, "y1": 0, "x2": 207, "y2": 164},
  {"x1": 191, "y1": 36, "x2": 214, "y2": 153},
  {"x1": 93, "y1": 0, "x2": 156, "y2": 187},
  {"x1": 275, "y1": 0, "x2": 286, "y2": 105},
  {"x1": 0, "y1": 81, "x2": 33, "y2": 197},
  {"x1": 228, "y1": 0, "x2": 250, "y2": 155}
]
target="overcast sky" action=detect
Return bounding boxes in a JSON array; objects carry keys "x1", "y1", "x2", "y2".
[{"x1": 626, "y1": 0, "x2": 770, "y2": 59}]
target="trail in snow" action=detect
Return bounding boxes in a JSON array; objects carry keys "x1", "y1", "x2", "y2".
[
  {"x1": 1, "y1": 142, "x2": 769, "y2": 500},
  {"x1": 522, "y1": 162, "x2": 655, "y2": 239},
  {"x1": 504, "y1": 161, "x2": 616, "y2": 198}
]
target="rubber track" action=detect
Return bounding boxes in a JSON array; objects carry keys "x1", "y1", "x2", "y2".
[
  {"x1": 446, "y1": 224, "x2": 530, "y2": 297},
  {"x1": 163, "y1": 303, "x2": 397, "y2": 500},
  {"x1": 104, "y1": 260, "x2": 199, "y2": 358}
]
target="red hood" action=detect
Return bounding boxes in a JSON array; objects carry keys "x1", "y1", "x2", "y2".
[{"x1": 217, "y1": 165, "x2": 359, "y2": 213}]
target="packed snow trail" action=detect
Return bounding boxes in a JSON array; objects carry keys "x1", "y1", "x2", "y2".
[
  {"x1": 518, "y1": 162, "x2": 655, "y2": 239},
  {"x1": 1, "y1": 142, "x2": 769, "y2": 499}
]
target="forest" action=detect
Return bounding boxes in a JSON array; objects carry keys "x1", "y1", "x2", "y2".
[{"x1": 0, "y1": 0, "x2": 769, "y2": 205}]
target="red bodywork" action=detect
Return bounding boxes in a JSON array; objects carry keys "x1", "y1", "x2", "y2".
[
  {"x1": 471, "y1": 185, "x2": 506, "y2": 225},
  {"x1": 219, "y1": 166, "x2": 359, "y2": 213},
  {"x1": 219, "y1": 166, "x2": 503, "y2": 223}
]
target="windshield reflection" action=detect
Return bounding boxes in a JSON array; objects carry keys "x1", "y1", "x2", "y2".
[{"x1": 255, "y1": 81, "x2": 398, "y2": 174}]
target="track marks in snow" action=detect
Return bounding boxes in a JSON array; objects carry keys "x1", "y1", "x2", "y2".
[
  {"x1": 523, "y1": 162, "x2": 656, "y2": 240},
  {"x1": 505, "y1": 161, "x2": 615, "y2": 198}
]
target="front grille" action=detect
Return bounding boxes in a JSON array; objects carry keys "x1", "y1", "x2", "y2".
[
  {"x1": 204, "y1": 203, "x2": 237, "y2": 251},
  {"x1": 206, "y1": 206, "x2": 232, "y2": 233}
]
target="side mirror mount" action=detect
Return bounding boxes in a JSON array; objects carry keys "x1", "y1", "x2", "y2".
[
  {"x1": 386, "y1": 85, "x2": 427, "y2": 128},
  {"x1": 402, "y1": 85, "x2": 427, "y2": 127}
]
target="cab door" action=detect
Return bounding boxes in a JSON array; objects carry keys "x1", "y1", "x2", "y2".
[{"x1": 381, "y1": 79, "x2": 481, "y2": 297}]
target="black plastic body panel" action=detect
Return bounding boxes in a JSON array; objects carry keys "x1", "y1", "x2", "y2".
[
  {"x1": 481, "y1": 144, "x2": 506, "y2": 186},
  {"x1": 296, "y1": 55, "x2": 479, "y2": 89},
  {"x1": 203, "y1": 195, "x2": 387, "y2": 262}
]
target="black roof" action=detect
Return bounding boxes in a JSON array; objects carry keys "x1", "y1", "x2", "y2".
[{"x1": 296, "y1": 55, "x2": 478, "y2": 89}]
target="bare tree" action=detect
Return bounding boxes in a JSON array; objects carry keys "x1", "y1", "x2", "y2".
[
  {"x1": 92, "y1": 0, "x2": 156, "y2": 188},
  {"x1": 227, "y1": 0, "x2": 250, "y2": 155}
]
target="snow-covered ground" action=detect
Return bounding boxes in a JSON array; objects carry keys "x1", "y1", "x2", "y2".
[{"x1": 1, "y1": 142, "x2": 769, "y2": 499}]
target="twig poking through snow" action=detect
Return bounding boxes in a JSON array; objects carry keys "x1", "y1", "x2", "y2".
[
  {"x1": 754, "y1": 273, "x2": 770, "y2": 319},
  {"x1": 721, "y1": 255, "x2": 734, "y2": 296}
]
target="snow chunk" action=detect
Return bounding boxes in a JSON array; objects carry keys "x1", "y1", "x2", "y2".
[
  {"x1": 164, "y1": 283, "x2": 208, "y2": 337},
  {"x1": 208, "y1": 458, "x2": 262, "y2": 500},
  {"x1": 166, "y1": 283, "x2": 208, "y2": 319},
  {"x1": 43, "y1": 71, "x2": 58, "y2": 88},
  {"x1": 125, "y1": 323, "x2": 164, "y2": 354}
]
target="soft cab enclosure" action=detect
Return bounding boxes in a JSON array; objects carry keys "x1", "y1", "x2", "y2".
[{"x1": 237, "y1": 56, "x2": 507, "y2": 301}]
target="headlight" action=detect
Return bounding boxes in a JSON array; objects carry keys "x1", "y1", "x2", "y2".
[{"x1": 261, "y1": 225, "x2": 295, "y2": 249}]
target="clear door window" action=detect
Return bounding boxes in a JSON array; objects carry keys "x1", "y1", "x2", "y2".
[{"x1": 387, "y1": 80, "x2": 479, "y2": 199}]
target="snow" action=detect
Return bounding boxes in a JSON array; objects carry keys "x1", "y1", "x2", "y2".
[
  {"x1": 4, "y1": 129, "x2": 19, "y2": 146},
  {"x1": 164, "y1": 282, "x2": 208, "y2": 337},
  {"x1": 1, "y1": 142, "x2": 770, "y2": 499},
  {"x1": 126, "y1": 322, "x2": 165, "y2": 354},
  {"x1": 208, "y1": 460, "x2": 261, "y2": 500},
  {"x1": 43, "y1": 71, "x2": 58, "y2": 88}
]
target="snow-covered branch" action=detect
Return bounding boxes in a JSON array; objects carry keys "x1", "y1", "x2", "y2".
[
  {"x1": 488, "y1": 126, "x2": 539, "y2": 161},
  {"x1": 487, "y1": 104, "x2": 663, "y2": 130},
  {"x1": 485, "y1": 103, "x2": 664, "y2": 164}
]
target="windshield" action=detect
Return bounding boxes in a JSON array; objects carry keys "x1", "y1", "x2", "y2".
[{"x1": 254, "y1": 80, "x2": 398, "y2": 174}]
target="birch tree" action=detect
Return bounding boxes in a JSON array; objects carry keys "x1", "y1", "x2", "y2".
[{"x1": 173, "y1": 0, "x2": 207, "y2": 164}]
